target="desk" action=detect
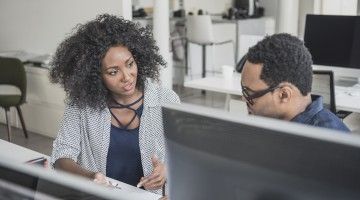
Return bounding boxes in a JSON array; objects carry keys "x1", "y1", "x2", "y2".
[
  {"x1": 184, "y1": 75, "x2": 242, "y2": 95},
  {"x1": 0, "y1": 139, "x2": 49, "y2": 163},
  {"x1": 0, "y1": 139, "x2": 161, "y2": 200},
  {"x1": 184, "y1": 75, "x2": 360, "y2": 113},
  {"x1": 334, "y1": 86, "x2": 360, "y2": 113},
  {"x1": 184, "y1": 75, "x2": 242, "y2": 111}
]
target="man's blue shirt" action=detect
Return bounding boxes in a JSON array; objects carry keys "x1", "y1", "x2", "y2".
[{"x1": 291, "y1": 95, "x2": 350, "y2": 132}]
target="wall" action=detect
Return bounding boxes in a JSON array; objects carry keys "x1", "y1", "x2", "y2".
[
  {"x1": 136, "y1": 0, "x2": 232, "y2": 14},
  {"x1": 0, "y1": 0, "x2": 125, "y2": 137},
  {"x1": 183, "y1": 0, "x2": 232, "y2": 14},
  {"x1": 298, "y1": 0, "x2": 315, "y2": 38},
  {"x1": 259, "y1": 0, "x2": 279, "y2": 32},
  {"x1": 260, "y1": 0, "x2": 358, "y2": 36},
  {"x1": 0, "y1": 0, "x2": 124, "y2": 54}
]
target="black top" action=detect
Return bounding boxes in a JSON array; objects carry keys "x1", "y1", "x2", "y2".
[
  {"x1": 106, "y1": 95, "x2": 144, "y2": 186},
  {"x1": 106, "y1": 105, "x2": 144, "y2": 186}
]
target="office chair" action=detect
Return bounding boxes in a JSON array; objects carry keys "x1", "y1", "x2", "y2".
[
  {"x1": 186, "y1": 15, "x2": 235, "y2": 78},
  {"x1": 235, "y1": 53, "x2": 247, "y2": 73},
  {"x1": 311, "y1": 70, "x2": 352, "y2": 119},
  {"x1": 0, "y1": 57, "x2": 28, "y2": 141},
  {"x1": 312, "y1": 70, "x2": 336, "y2": 114}
]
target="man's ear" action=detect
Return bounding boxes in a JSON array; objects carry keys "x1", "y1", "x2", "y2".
[{"x1": 278, "y1": 86, "x2": 292, "y2": 103}]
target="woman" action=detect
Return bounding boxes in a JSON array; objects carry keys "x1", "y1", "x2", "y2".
[{"x1": 50, "y1": 14, "x2": 180, "y2": 195}]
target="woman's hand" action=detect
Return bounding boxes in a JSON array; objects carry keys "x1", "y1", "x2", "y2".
[
  {"x1": 93, "y1": 172, "x2": 110, "y2": 186},
  {"x1": 137, "y1": 155, "x2": 166, "y2": 190},
  {"x1": 159, "y1": 195, "x2": 169, "y2": 200}
]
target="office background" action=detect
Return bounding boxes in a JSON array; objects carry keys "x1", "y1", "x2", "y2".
[{"x1": 0, "y1": 0, "x2": 360, "y2": 152}]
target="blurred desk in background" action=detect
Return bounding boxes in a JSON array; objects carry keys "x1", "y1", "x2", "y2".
[{"x1": 184, "y1": 74, "x2": 360, "y2": 114}]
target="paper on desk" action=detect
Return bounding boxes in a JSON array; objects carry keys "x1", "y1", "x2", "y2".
[{"x1": 105, "y1": 177, "x2": 162, "y2": 200}]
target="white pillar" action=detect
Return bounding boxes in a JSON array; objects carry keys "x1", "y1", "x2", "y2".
[
  {"x1": 313, "y1": 0, "x2": 322, "y2": 14},
  {"x1": 121, "y1": 0, "x2": 132, "y2": 20},
  {"x1": 277, "y1": 0, "x2": 299, "y2": 35},
  {"x1": 153, "y1": 0, "x2": 172, "y2": 89}
]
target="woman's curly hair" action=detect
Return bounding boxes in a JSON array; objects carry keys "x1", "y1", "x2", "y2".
[{"x1": 49, "y1": 14, "x2": 165, "y2": 110}]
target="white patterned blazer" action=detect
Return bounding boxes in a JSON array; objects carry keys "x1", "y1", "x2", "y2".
[{"x1": 50, "y1": 80, "x2": 180, "y2": 194}]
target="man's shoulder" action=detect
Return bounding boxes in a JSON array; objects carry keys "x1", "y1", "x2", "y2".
[{"x1": 311, "y1": 109, "x2": 350, "y2": 132}]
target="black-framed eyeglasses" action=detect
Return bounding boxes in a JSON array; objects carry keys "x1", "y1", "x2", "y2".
[{"x1": 241, "y1": 85, "x2": 279, "y2": 105}]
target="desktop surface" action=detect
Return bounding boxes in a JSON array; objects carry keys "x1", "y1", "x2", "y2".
[
  {"x1": 0, "y1": 139, "x2": 161, "y2": 200},
  {"x1": 184, "y1": 74, "x2": 242, "y2": 95}
]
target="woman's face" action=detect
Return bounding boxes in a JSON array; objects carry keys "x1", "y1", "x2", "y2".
[{"x1": 101, "y1": 46, "x2": 138, "y2": 98}]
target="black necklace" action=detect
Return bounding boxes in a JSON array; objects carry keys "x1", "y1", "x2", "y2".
[{"x1": 108, "y1": 94, "x2": 144, "y2": 130}]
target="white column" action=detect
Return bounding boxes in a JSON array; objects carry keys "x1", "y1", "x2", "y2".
[
  {"x1": 120, "y1": 0, "x2": 132, "y2": 20},
  {"x1": 277, "y1": 0, "x2": 299, "y2": 35},
  {"x1": 153, "y1": 0, "x2": 172, "y2": 89},
  {"x1": 313, "y1": 0, "x2": 322, "y2": 14}
]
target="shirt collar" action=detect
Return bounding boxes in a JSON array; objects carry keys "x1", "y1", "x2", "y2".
[
  {"x1": 143, "y1": 79, "x2": 160, "y2": 108},
  {"x1": 291, "y1": 95, "x2": 323, "y2": 124}
]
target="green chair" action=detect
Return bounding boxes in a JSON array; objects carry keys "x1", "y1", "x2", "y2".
[{"x1": 0, "y1": 57, "x2": 28, "y2": 141}]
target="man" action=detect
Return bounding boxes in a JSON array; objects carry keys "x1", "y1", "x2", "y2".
[{"x1": 240, "y1": 33, "x2": 349, "y2": 132}]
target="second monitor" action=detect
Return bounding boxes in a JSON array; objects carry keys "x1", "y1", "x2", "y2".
[{"x1": 304, "y1": 14, "x2": 360, "y2": 81}]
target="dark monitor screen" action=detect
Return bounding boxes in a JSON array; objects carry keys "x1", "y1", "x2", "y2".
[
  {"x1": 163, "y1": 103, "x2": 360, "y2": 200},
  {"x1": 234, "y1": 0, "x2": 249, "y2": 9},
  {"x1": 304, "y1": 14, "x2": 360, "y2": 69}
]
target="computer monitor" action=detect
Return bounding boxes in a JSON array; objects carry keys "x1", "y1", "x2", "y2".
[
  {"x1": 304, "y1": 14, "x2": 360, "y2": 82},
  {"x1": 0, "y1": 157, "x2": 160, "y2": 200},
  {"x1": 163, "y1": 103, "x2": 360, "y2": 200},
  {"x1": 233, "y1": 0, "x2": 258, "y2": 16}
]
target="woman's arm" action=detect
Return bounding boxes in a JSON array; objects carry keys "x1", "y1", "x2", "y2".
[
  {"x1": 51, "y1": 105, "x2": 82, "y2": 167},
  {"x1": 54, "y1": 158, "x2": 95, "y2": 179},
  {"x1": 54, "y1": 158, "x2": 108, "y2": 184}
]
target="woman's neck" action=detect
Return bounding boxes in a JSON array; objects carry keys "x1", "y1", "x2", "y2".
[{"x1": 111, "y1": 89, "x2": 143, "y2": 105}]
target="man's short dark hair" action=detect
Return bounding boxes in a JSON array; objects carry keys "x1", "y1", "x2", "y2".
[{"x1": 247, "y1": 33, "x2": 313, "y2": 96}]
